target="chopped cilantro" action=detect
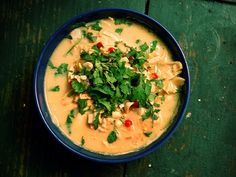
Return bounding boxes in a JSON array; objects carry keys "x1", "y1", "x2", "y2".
[
  {"x1": 144, "y1": 132, "x2": 152, "y2": 137},
  {"x1": 81, "y1": 136, "x2": 85, "y2": 146},
  {"x1": 70, "y1": 22, "x2": 86, "y2": 31},
  {"x1": 93, "y1": 112, "x2": 100, "y2": 130},
  {"x1": 135, "y1": 39, "x2": 141, "y2": 44},
  {"x1": 71, "y1": 80, "x2": 86, "y2": 93},
  {"x1": 107, "y1": 130, "x2": 117, "y2": 143},
  {"x1": 152, "y1": 79, "x2": 164, "y2": 89},
  {"x1": 114, "y1": 18, "x2": 133, "y2": 26},
  {"x1": 66, "y1": 39, "x2": 82, "y2": 55},
  {"x1": 77, "y1": 99, "x2": 87, "y2": 115},
  {"x1": 92, "y1": 45, "x2": 101, "y2": 53},
  {"x1": 65, "y1": 34, "x2": 72, "y2": 40},
  {"x1": 161, "y1": 95, "x2": 166, "y2": 102},
  {"x1": 176, "y1": 87, "x2": 182, "y2": 93},
  {"x1": 55, "y1": 63, "x2": 68, "y2": 76},
  {"x1": 50, "y1": 85, "x2": 60, "y2": 92},
  {"x1": 132, "y1": 75, "x2": 151, "y2": 107},
  {"x1": 67, "y1": 90, "x2": 74, "y2": 97},
  {"x1": 141, "y1": 108, "x2": 152, "y2": 121},
  {"x1": 115, "y1": 28, "x2": 123, "y2": 34},
  {"x1": 48, "y1": 60, "x2": 57, "y2": 69},
  {"x1": 91, "y1": 20, "x2": 102, "y2": 31},
  {"x1": 142, "y1": 107, "x2": 159, "y2": 121},
  {"x1": 139, "y1": 43, "x2": 149, "y2": 52},
  {"x1": 150, "y1": 40, "x2": 158, "y2": 52},
  {"x1": 154, "y1": 103, "x2": 160, "y2": 107},
  {"x1": 66, "y1": 110, "x2": 75, "y2": 134},
  {"x1": 82, "y1": 30, "x2": 97, "y2": 42}
]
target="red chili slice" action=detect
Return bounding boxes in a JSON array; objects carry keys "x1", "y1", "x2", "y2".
[
  {"x1": 124, "y1": 119, "x2": 132, "y2": 127},
  {"x1": 151, "y1": 73, "x2": 158, "y2": 79},
  {"x1": 96, "y1": 42, "x2": 104, "y2": 49},
  {"x1": 108, "y1": 47, "x2": 115, "y2": 53},
  {"x1": 128, "y1": 56, "x2": 135, "y2": 61},
  {"x1": 132, "y1": 101, "x2": 139, "y2": 108}
]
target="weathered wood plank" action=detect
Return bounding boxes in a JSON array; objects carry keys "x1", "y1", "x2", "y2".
[
  {"x1": 0, "y1": 0, "x2": 146, "y2": 177},
  {"x1": 125, "y1": 0, "x2": 236, "y2": 177}
]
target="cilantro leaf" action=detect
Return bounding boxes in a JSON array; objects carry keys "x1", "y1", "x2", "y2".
[
  {"x1": 139, "y1": 43, "x2": 149, "y2": 52},
  {"x1": 144, "y1": 132, "x2": 152, "y2": 137},
  {"x1": 150, "y1": 40, "x2": 158, "y2": 52},
  {"x1": 83, "y1": 31, "x2": 97, "y2": 42},
  {"x1": 81, "y1": 136, "x2": 85, "y2": 146},
  {"x1": 55, "y1": 63, "x2": 68, "y2": 76},
  {"x1": 50, "y1": 85, "x2": 60, "y2": 92},
  {"x1": 114, "y1": 18, "x2": 133, "y2": 26},
  {"x1": 98, "y1": 99, "x2": 112, "y2": 112},
  {"x1": 48, "y1": 60, "x2": 57, "y2": 69},
  {"x1": 104, "y1": 72, "x2": 117, "y2": 84},
  {"x1": 71, "y1": 80, "x2": 86, "y2": 93},
  {"x1": 120, "y1": 81, "x2": 131, "y2": 95},
  {"x1": 153, "y1": 79, "x2": 164, "y2": 89},
  {"x1": 66, "y1": 39, "x2": 82, "y2": 55},
  {"x1": 93, "y1": 69, "x2": 103, "y2": 85},
  {"x1": 77, "y1": 99, "x2": 87, "y2": 115},
  {"x1": 91, "y1": 20, "x2": 102, "y2": 31},
  {"x1": 142, "y1": 108, "x2": 152, "y2": 121},
  {"x1": 66, "y1": 110, "x2": 75, "y2": 134},
  {"x1": 115, "y1": 28, "x2": 123, "y2": 34},
  {"x1": 70, "y1": 22, "x2": 86, "y2": 31},
  {"x1": 135, "y1": 39, "x2": 141, "y2": 44},
  {"x1": 93, "y1": 112, "x2": 100, "y2": 130},
  {"x1": 107, "y1": 130, "x2": 117, "y2": 143}
]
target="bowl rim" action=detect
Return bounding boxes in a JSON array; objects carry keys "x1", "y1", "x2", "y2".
[{"x1": 34, "y1": 7, "x2": 190, "y2": 163}]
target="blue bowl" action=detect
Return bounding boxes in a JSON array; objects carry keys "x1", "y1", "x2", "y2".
[{"x1": 34, "y1": 8, "x2": 190, "y2": 163}]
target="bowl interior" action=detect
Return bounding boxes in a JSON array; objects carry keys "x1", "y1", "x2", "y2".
[{"x1": 34, "y1": 8, "x2": 190, "y2": 163}]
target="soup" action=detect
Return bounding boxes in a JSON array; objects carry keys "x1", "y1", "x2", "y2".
[{"x1": 44, "y1": 18, "x2": 185, "y2": 155}]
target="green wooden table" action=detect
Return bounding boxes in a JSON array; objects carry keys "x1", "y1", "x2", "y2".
[{"x1": 1, "y1": 0, "x2": 236, "y2": 176}]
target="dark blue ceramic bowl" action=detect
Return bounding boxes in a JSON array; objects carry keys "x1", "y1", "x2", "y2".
[{"x1": 34, "y1": 8, "x2": 190, "y2": 163}]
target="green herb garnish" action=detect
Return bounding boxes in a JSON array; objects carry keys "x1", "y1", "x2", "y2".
[
  {"x1": 48, "y1": 60, "x2": 57, "y2": 69},
  {"x1": 66, "y1": 38, "x2": 82, "y2": 55},
  {"x1": 93, "y1": 113, "x2": 100, "y2": 130},
  {"x1": 71, "y1": 80, "x2": 86, "y2": 94},
  {"x1": 144, "y1": 132, "x2": 152, "y2": 137},
  {"x1": 135, "y1": 39, "x2": 141, "y2": 44},
  {"x1": 107, "y1": 130, "x2": 117, "y2": 143},
  {"x1": 139, "y1": 42, "x2": 149, "y2": 52},
  {"x1": 114, "y1": 18, "x2": 133, "y2": 26},
  {"x1": 142, "y1": 107, "x2": 159, "y2": 121},
  {"x1": 81, "y1": 136, "x2": 85, "y2": 146},
  {"x1": 161, "y1": 95, "x2": 166, "y2": 102},
  {"x1": 150, "y1": 40, "x2": 158, "y2": 52},
  {"x1": 50, "y1": 85, "x2": 60, "y2": 92},
  {"x1": 82, "y1": 30, "x2": 97, "y2": 42},
  {"x1": 55, "y1": 63, "x2": 68, "y2": 76},
  {"x1": 115, "y1": 28, "x2": 123, "y2": 34},
  {"x1": 91, "y1": 20, "x2": 102, "y2": 31},
  {"x1": 77, "y1": 99, "x2": 87, "y2": 115},
  {"x1": 66, "y1": 110, "x2": 75, "y2": 134}
]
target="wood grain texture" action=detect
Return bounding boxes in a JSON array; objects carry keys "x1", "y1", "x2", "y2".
[
  {"x1": 125, "y1": 0, "x2": 236, "y2": 177},
  {"x1": 0, "y1": 1, "x2": 146, "y2": 177}
]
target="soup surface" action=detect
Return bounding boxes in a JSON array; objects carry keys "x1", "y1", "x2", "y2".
[{"x1": 44, "y1": 18, "x2": 185, "y2": 154}]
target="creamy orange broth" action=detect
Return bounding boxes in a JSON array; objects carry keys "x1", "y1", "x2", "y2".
[{"x1": 44, "y1": 18, "x2": 184, "y2": 154}]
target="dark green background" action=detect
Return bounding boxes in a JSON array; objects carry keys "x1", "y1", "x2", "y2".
[{"x1": 0, "y1": 0, "x2": 235, "y2": 177}]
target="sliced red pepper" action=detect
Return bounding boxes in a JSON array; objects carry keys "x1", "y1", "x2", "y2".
[
  {"x1": 108, "y1": 47, "x2": 116, "y2": 53},
  {"x1": 124, "y1": 119, "x2": 132, "y2": 127},
  {"x1": 151, "y1": 73, "x2": 158, "y2": 79},
  {"x1": 132, "y1": 101, "x2": 139, "y2": 108},
  {"x1": 96, "y1": 42, "x2": 104, "y2": 49},
  {"x1": 128, "y1": 56, "x2": 135, "y2": 61}
]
